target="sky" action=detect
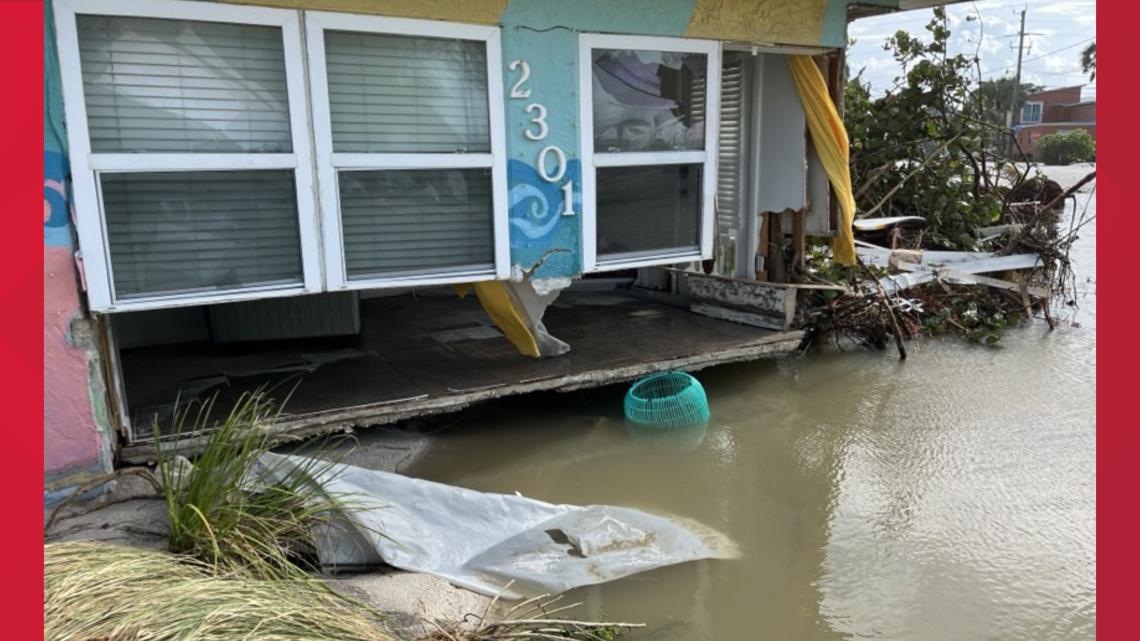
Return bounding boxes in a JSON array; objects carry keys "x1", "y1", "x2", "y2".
[{"x1": 846, "y1": 0, "x2": 1096, "y2": 101}]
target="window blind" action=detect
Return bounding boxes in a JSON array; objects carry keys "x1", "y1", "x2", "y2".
[
  {"x1": 324, "y1": 30, "x2": 490, "y2": 153},
  {"x1": 716, "y1": 56, "x2": 746, "y2": 266},
  {"x1": 101, "y1": 170, "x2": 303, "y2": 299},
  {"x1": 596, "y1": 164, "x2": 702, "y2": 259},
  {"x1": 76, "y1": 15, "x2": 292, "y2": 153},
  {"x1": 338, "y1": 169, "x2": 495, "y2": 279}
]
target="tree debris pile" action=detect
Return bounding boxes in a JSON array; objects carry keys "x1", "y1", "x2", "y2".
[
  {"x1": 798, "y1": 169, "x2": 1094, "y2": 350},
  {"x1": 796, "y1": 8, "x2": 1094, "y2": 351}
]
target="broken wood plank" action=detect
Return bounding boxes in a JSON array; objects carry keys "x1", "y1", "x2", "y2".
[
  {"x1": 687, "y1": 273, "x2": 796, "y2": 330},
  {"x1": 937, "y1": 268, "x2": 1050, "y2": 299},
  {"x1": 973, "y1": 223, "x2": 1023, "y2": 238},
  {"x1": 895, "y1": 253, "x2": 1040, "y2": 274},
  {"x1": 792, "y1": 208, "x2": 806, "y2": 271},
  {"x1": 857, "y1": 244, "x2": 1039, "y2": 273},
  {"x1": 877, "y1": 270, "x2": 937, "y2": 296}
]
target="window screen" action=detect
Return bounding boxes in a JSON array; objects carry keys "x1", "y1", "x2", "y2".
[
  {"x1": 596, "y1": 164, "x2": 701, "y2": 259},
  {"x1": 102, "y1": 170, "x2": 303, "y2": 299},
  {"x1": 339, "y1": 169, "x2": 494, "y2": 279},
  {"x1": 324, "y1": 30, "x2": 490, "y2": 153},
  {"x1": 77, "y1": 15, "x2": 292, "y2": 153}
]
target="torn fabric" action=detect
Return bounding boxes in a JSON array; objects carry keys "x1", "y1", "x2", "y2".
[{"x1": 788, "y1": 55, "x2": 857, "y2": 265}]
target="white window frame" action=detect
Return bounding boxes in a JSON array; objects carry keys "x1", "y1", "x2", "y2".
[
  {"x1": 305, "y1": 12, "x2": 509, "y2": 291},
  {"x1": 1021, "y1": 100, "x2": 1044, "y2": 124},
  {"x1": 54, "y1": 0, "x2": 322, "y2": 313},
  {"x1": 578, "y1": 34, "x2": 721, "y2": 272}
]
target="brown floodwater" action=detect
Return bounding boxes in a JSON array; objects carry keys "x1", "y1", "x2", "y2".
[{"x1": 408, "y1": 165, "x2": 1096, "y2": 640}]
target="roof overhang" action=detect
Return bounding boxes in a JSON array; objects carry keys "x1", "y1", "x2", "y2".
[{"x1": 849, "y1": 1, "x2": 974, "y2": 22}]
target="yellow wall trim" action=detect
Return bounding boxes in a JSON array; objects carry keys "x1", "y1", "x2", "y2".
[
  {"x1": 685, "y1": 0, "x2": 828, "y2": 46},
  {"x1": 223, "y1": 0, "x2": 507, "y2": 24}
]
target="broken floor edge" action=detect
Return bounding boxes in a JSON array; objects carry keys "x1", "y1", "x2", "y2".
[{"x1": 120, "y1": 329, "x2": 805, "y2": 465}]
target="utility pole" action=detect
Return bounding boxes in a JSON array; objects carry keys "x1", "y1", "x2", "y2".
[
  {"x1": 1003, "y1": 8, "x2": 1039, "y2": 157},
  {"x1": 1005, "y1": 8, "x2": 1028, "y2": 157}
]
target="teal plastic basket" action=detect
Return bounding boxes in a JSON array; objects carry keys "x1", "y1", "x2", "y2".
[{"x1": 623, "y1": 371, "x2": 710, "y2": 428}]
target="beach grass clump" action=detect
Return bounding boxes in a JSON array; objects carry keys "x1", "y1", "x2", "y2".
[
  {"x1": 156, "y1": 391, "x2": 351, "y2": 580},
  {"x1": 44, "y1": 540, "x2": 392, "y2": 641}
]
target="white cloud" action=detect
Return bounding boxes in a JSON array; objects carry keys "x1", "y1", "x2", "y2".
[{"x1": 846, "y1": 0, "x2": 1096, "y2": 96}]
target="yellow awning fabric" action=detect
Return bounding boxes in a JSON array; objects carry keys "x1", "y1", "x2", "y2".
[
  {"x1": 788, "y1": 55, "x2": 857, "y2": 266},
  {"x1": 454, "y1": 281, "x2": 541, "y2": 358}
]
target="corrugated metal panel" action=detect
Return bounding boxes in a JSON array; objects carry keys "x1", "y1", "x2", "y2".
[{"x1": 208, "y1": 292, "x2": 361, "y2": 343}]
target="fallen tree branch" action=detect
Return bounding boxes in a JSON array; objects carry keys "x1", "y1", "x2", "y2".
[
  {"x1": 1005, "y1": 170, "x2": 1096, "y2": 251},
  {"x1": 857, "y1": 256, "x2": 907, "y2": 361},
  {"x1": 860, "y1": 135, "x2": 961, "y2": 219}
]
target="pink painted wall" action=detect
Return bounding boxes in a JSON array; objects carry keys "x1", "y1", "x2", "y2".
[
  {"x1": 44, "y1": 246, "x2": 104, "y2": 477},
  {"x1": 45, "y1": 2, "x2": 111, "y2": 487}
]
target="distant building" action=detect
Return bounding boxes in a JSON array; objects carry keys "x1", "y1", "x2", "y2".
[{"x1": 1014, "y1": 85, "x2": 1096, "y2": 159}]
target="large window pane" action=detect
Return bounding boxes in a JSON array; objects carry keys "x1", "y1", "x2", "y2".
[
  {"x1": 77, "y1": 16, "x2": 292, "y2": 153},
  {"x1": 592, "y1": 49, "x2": 707, "y2": 153},
  {"x1": 325, "y1": 31, "x2": 490, "y2": 153},
  {"x1": 339, "y1": 169, "x2": 494, "y2": 278},
  {"x1": 596, "y1": 164, "x2": 702, "y2": 258},
  {"x1": 102, "y1": 170, "x2": 303, "y2": 299}
]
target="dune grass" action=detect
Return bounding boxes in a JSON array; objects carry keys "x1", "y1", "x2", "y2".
[
  {"x1": 45, "y1": 540, "x2": 393, "y2": 641},
  {"x1": 155, "y1": 391, "x2": 353, "y2": 580}
]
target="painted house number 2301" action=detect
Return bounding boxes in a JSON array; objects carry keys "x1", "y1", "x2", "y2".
[{"x1": 509, "y1": 59, "x2": 574, "y2": 217}]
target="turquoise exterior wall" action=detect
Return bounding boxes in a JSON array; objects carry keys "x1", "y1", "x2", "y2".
[{"x1": 498, "y1": 0, "x2": 697, "y2": 278}]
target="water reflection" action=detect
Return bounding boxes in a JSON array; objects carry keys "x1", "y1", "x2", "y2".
[{"x1": 408, "y1": 176, "x2": 1095, "y2": 640}]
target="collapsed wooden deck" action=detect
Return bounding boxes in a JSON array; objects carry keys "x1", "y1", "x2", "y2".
[{"x1": 119, "y1": 288, "x2": 803, "y2": 463}]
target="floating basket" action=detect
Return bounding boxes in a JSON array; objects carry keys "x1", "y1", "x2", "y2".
[{"x1": 623, "y1": 371, "x2": 710, "y2": 428}]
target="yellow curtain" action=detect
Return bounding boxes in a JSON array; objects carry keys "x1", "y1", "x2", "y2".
[
  {"x1": 788, "y1": 55, "x2": 857, "y2": 265},
  {"x1": 454, "y1": 282, "x2": 541, "y2": 358}
]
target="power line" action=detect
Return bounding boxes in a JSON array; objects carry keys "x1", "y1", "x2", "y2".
[{"x1": 982, "y1": 36, "x2": 1095, "y2": 76}]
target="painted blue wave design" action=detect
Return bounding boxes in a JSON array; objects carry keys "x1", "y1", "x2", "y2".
[{"x1": 508, "y1": 158, "x2": 580, "y2": 242}]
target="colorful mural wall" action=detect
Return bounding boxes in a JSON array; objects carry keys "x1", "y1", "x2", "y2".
[{"x1": 44, "y1": 2, "x2": 113, "y2": 497}]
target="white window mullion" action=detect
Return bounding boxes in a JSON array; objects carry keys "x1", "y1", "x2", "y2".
[
  {"x1": 578, "y1": 34, "x2": 598, "y2": 272},
  {"x1": 282, "y1": 11, "x2": 323, "y2": 295},
  {"x1": 58, "y1": 0, "x2": 296, "y2": 25},
  {"x1": 702, "y1": 52, "x2": 723, "y2": 260},
  {"x1": 304, "y1": 18, "x2": 345, "y2": 291},
  {"x1": 55, "y1": 0, "x2": 112, "y2": 310},
  {"x1": 485, "y1": 30, "x2": 510, "y2": 279},
  {"x1": 593, "y1": 151, "x2": 708, "y2": 168},
  {"x1": 330, "y1": 154, "x2": 495, "y2": 170},
  {"x1": 87, "y1": 154, "x2": 299, "y2": 172}
]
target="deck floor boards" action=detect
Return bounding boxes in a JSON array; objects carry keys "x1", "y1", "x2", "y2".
[{"x1": 119, "y1": 289, "x2": 802, "y2": 450}]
